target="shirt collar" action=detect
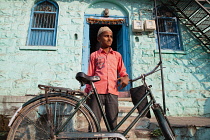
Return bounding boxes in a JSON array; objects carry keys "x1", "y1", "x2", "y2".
[{"x1": 99, "y1": 47, "x2": 114, "y2": 54}]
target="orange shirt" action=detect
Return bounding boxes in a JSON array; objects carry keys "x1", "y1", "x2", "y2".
[{"x1": 85, "y1": 48, "x2": 128, "y2": 95}]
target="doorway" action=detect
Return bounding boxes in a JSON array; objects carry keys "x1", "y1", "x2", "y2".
[
  {"x1": 89, "y1": 24, "x2": 122, "y2": 53},
  {"x1": 82, "y1": 16, "x2": 131, "y2": 91}
]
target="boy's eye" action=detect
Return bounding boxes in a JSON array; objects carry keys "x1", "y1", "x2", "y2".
[{"x1": 106, "y1": 35, "x2": 112, "y2": 38}]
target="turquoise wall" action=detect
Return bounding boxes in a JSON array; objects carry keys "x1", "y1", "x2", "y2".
[{"x1": 0, "y1": 0, "x2": 209, "y2": 117}]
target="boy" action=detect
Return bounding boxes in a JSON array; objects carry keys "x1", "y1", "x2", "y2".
[{"x1": 85, "y1": 26, "x2": 129, "y2": 130}]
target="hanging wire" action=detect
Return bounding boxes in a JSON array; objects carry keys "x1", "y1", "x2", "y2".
[{"x1": 154, "y1": 0, "x2": 166, "y2": 114}]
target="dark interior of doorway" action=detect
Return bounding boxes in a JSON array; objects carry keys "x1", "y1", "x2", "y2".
[{"x1": 89, "y1": 24, "x2": 122, "y2": 54}]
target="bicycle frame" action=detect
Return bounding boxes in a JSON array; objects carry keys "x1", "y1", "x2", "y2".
[
  {"x1": 50, "y1": 62, "x2": 166, "y2": 136},
  {"x1": 45, "y1": 82, "x2": 156, "y2": 137},
  {"x1": 55, "y1": 92, "x2": 96, "y2": 134},
  {"x1": 90, "y1": 81, "x2": 158, "y2": 136},
  {"x1": 8, "y1": 62, "x2": 175, "y2": 140}
]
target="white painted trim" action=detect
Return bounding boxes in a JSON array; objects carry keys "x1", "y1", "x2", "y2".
[
  {"x1": 19, "y1": 46, "x2": 58, "y2": 51},
  {"x1": 154, "y1": 49, "x2": 186, "y2": 54}
]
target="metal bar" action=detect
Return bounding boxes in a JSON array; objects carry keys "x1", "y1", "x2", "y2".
[
  {"x1": 154, "y1": 0, "x2": 166, "y2": 114},
  {"x1": 113, "y1": 91, "x2": 150, "y2": 132},
  {"x1": 148, "y1": 88, "x2": 156, "y2": 103},
  {"x1": 158, "y1": 32, "x2": 178, "y2": 35},
  {"x1": 182, "y1": 0, "x2": 194, "y2": 12},
  {"x1": 91, "y1": 82, "x2": 112, "y2": 132},
  {"x1": 123, "y1": 101, "x2": 153, "y2": 136},
  {"x1": 57, "y1": 132, "x2": 127, "y2": 140},
  {"x1": 55, "y1": 94, "x2": 90, "y2": 134},
  {"x1": 34, "y1": 11, "x2": 57, "y2": 14},
  {"x1": 171, "y1": 1, "x2": 210, "y2": 50},
  {"x1": 31, "y1": 28, "x2": 55, "y2": 30},
  {"x1": 195, "y1": 0, "x2": 210, "y2": 14}
]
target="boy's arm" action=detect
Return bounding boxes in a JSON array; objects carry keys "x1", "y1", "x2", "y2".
[
  {"x1": 85, "y1": 53, "x2": 95, "y2": 93},
  {"x1": 117, "y1": 75, "x2": 129, "y2": 89},
  {"x1": 117, "y1": 53, "x2": 129, "y2": 89}
]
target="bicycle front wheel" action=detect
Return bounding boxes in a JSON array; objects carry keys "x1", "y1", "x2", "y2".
[
  {"x1": 152, "y1": 104, "x2": 176, "y2": 140},
  {"x1": 7, "y1": 95, "x2": 98, "y2": 140}
]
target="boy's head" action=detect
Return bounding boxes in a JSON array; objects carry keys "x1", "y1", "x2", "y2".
[
  {"x1": 97, "y1": 26, "x2": 112, "y2": 37},
  {"x1": 97, "y1": 26, "x2": 113, "y2": 48}
]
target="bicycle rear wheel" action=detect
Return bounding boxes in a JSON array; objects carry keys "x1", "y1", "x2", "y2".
[
  {"x1": 7, "y1": 95, "x2": 98, "y2": 140},
  {"x1": 152, "y1": 104, "x2": 176, "y2": 140}
]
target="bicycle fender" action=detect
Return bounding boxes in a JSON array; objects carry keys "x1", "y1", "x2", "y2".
[
  {"x1": 8, "y1": 106, "x2": 22, "y2": 127},
  {"x1": 22, "y1": 92, "x2": 80, "y2": 108},
  {"x1": 152, "y1": 104, "x2": 176, "y2": 140}
]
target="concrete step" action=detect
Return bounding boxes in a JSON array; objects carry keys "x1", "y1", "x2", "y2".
[
  {"x1": 100, "y1": 117, "x2": 210, "y2": 140},
  {"x1": 118, "y1": 97, "x2": 134, "y2": 107},
  {"x1": 118, "y1": 91, "x2": 130, "y2": 98},
  {"x1": 99, "y1": 117, "x2": 159, "y2": 139},
  {"x1": 118, "y1": 97, "x2": 139, "y2": 118},
  {"x1": 100, "y1": 116, "x2": 139, "y2": 130},
  {"x1": 118, "y1": 106, "x2": 139, "y2": 117}
]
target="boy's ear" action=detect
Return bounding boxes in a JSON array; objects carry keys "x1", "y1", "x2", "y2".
[{"x1": 97, "y1": 36, "x2": 100, "y2": 42}]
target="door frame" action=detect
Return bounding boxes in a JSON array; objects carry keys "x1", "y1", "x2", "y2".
[{"x1": 82, "y1": 14, "x2": 131, "y2": 91}]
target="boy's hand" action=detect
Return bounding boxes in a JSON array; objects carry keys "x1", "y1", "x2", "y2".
[{"x1": 117, "y1": 76, "x2": 129, "y2": 89}]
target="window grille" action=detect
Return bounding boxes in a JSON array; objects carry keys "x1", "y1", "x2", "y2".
[
  {"x1": 27, "y1": 0, "x2": 58, "y2": 46},
  {"x1": 156, "y1": 7, "x2": 183, "y2": 51}
]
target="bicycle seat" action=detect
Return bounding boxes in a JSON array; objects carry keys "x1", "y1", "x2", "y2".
[{"x1": 76, "y1": 72, "x2": 100, "y2": 86}]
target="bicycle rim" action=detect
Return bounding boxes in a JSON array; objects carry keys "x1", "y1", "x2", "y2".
[
  {"x1": 7, "y1": 96, "x2": 98, "y2": 140},
  {"x1": 152, "y1": 105, "x2": 175, "y2": 140}
]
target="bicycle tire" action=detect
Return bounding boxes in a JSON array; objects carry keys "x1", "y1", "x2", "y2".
[
  {"x1": 7, "y1": 95, "x2": 98, "y2": 140},
  {"x1": 152, "y1": 104, "x2": 176, "y2": 140}
]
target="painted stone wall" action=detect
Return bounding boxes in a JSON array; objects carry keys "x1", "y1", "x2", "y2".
[
  {"x1": 131, "y1": 26, "x2": 210, "y2": 117},
  {"x1": 0, "y1": 0, "x2": 209, "y2": 118}
]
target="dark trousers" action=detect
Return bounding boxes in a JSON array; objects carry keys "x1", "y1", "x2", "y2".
[{"x1": 87, "y1": 94, "x2": 118, "y2": 130}]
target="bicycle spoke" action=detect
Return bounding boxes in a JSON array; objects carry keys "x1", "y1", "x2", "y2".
[
  {"x1": 17, "y1": 113, "x2": 51, "y2": 139},
  {"x1": 22, "y1": 114, "x2": 50, "y2": 135},
  {"x1": 7, "y1": 96, "x2": 98, "y2": 140},
  {"x1": 55, "y1": 102, "x2": 76, "y2": 132},
  {"x1": 36, "y1": 111, "x2": 52, "y2": 130}
]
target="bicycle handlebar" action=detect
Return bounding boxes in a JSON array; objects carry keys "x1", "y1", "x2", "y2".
[{"x1": 130, "y1": 61, "x2": 163, "y2": 82}]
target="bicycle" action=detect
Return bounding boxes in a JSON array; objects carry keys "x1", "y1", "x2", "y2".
[{"x1": 7, "y1": 61, "x2": 176, "y2": 140}]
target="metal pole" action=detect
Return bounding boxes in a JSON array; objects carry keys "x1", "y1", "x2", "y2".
[{"x1": 154, "y1": 0, "x2": 166, "y2": 114}]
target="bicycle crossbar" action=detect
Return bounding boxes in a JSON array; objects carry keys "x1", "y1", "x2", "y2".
[{"x1": 57, "y1": 132, "x2": 127, "y2": 140}]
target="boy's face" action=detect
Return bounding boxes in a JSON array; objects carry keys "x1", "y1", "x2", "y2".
[{"x1": 97, "y1": 31, "x2": 113, "y2": 48}]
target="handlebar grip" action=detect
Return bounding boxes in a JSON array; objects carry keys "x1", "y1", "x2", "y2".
[{"x1": 38, "y1": 84, "x2": 49, "y2": 90}]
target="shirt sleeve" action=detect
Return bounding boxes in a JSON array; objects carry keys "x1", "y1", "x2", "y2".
[
  {"x1": 117, "y1": 52, "x2": 128, "y2": 77},
  {"x1": 84, "y1": 52, "x2": 96, "y2": 93}
]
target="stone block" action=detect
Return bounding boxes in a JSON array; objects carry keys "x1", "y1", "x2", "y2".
[
  {"x1": 0, "y1": 53, "x2": 8, "y2": 61},
  {"x1": 14, "y1": 79, "x2": 31, "y2": 88},
  {"x1": 200, "y1": 90, "x2": 210, "y2": 98},
  {"x1": 0, "y1": 79, "x2": 13, "y2": 88},
  {"x1": 71, "y1": 18, "x2": 82, "y2": 25}
]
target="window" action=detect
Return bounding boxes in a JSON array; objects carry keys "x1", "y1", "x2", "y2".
[
  {"x1": 27, "y1": 0, "x2": 58, "y2": 46},
  {"x1": 156, "y1": 7, "x2": 183, "y2": 51}
]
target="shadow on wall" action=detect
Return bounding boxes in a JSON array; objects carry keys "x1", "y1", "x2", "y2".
[
  {"x1": 173, "y1": 25, "x2": 210, "y2": 117},
  {"x1": 204, "y1": 98, "x2": 210, "y2": 117}
]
